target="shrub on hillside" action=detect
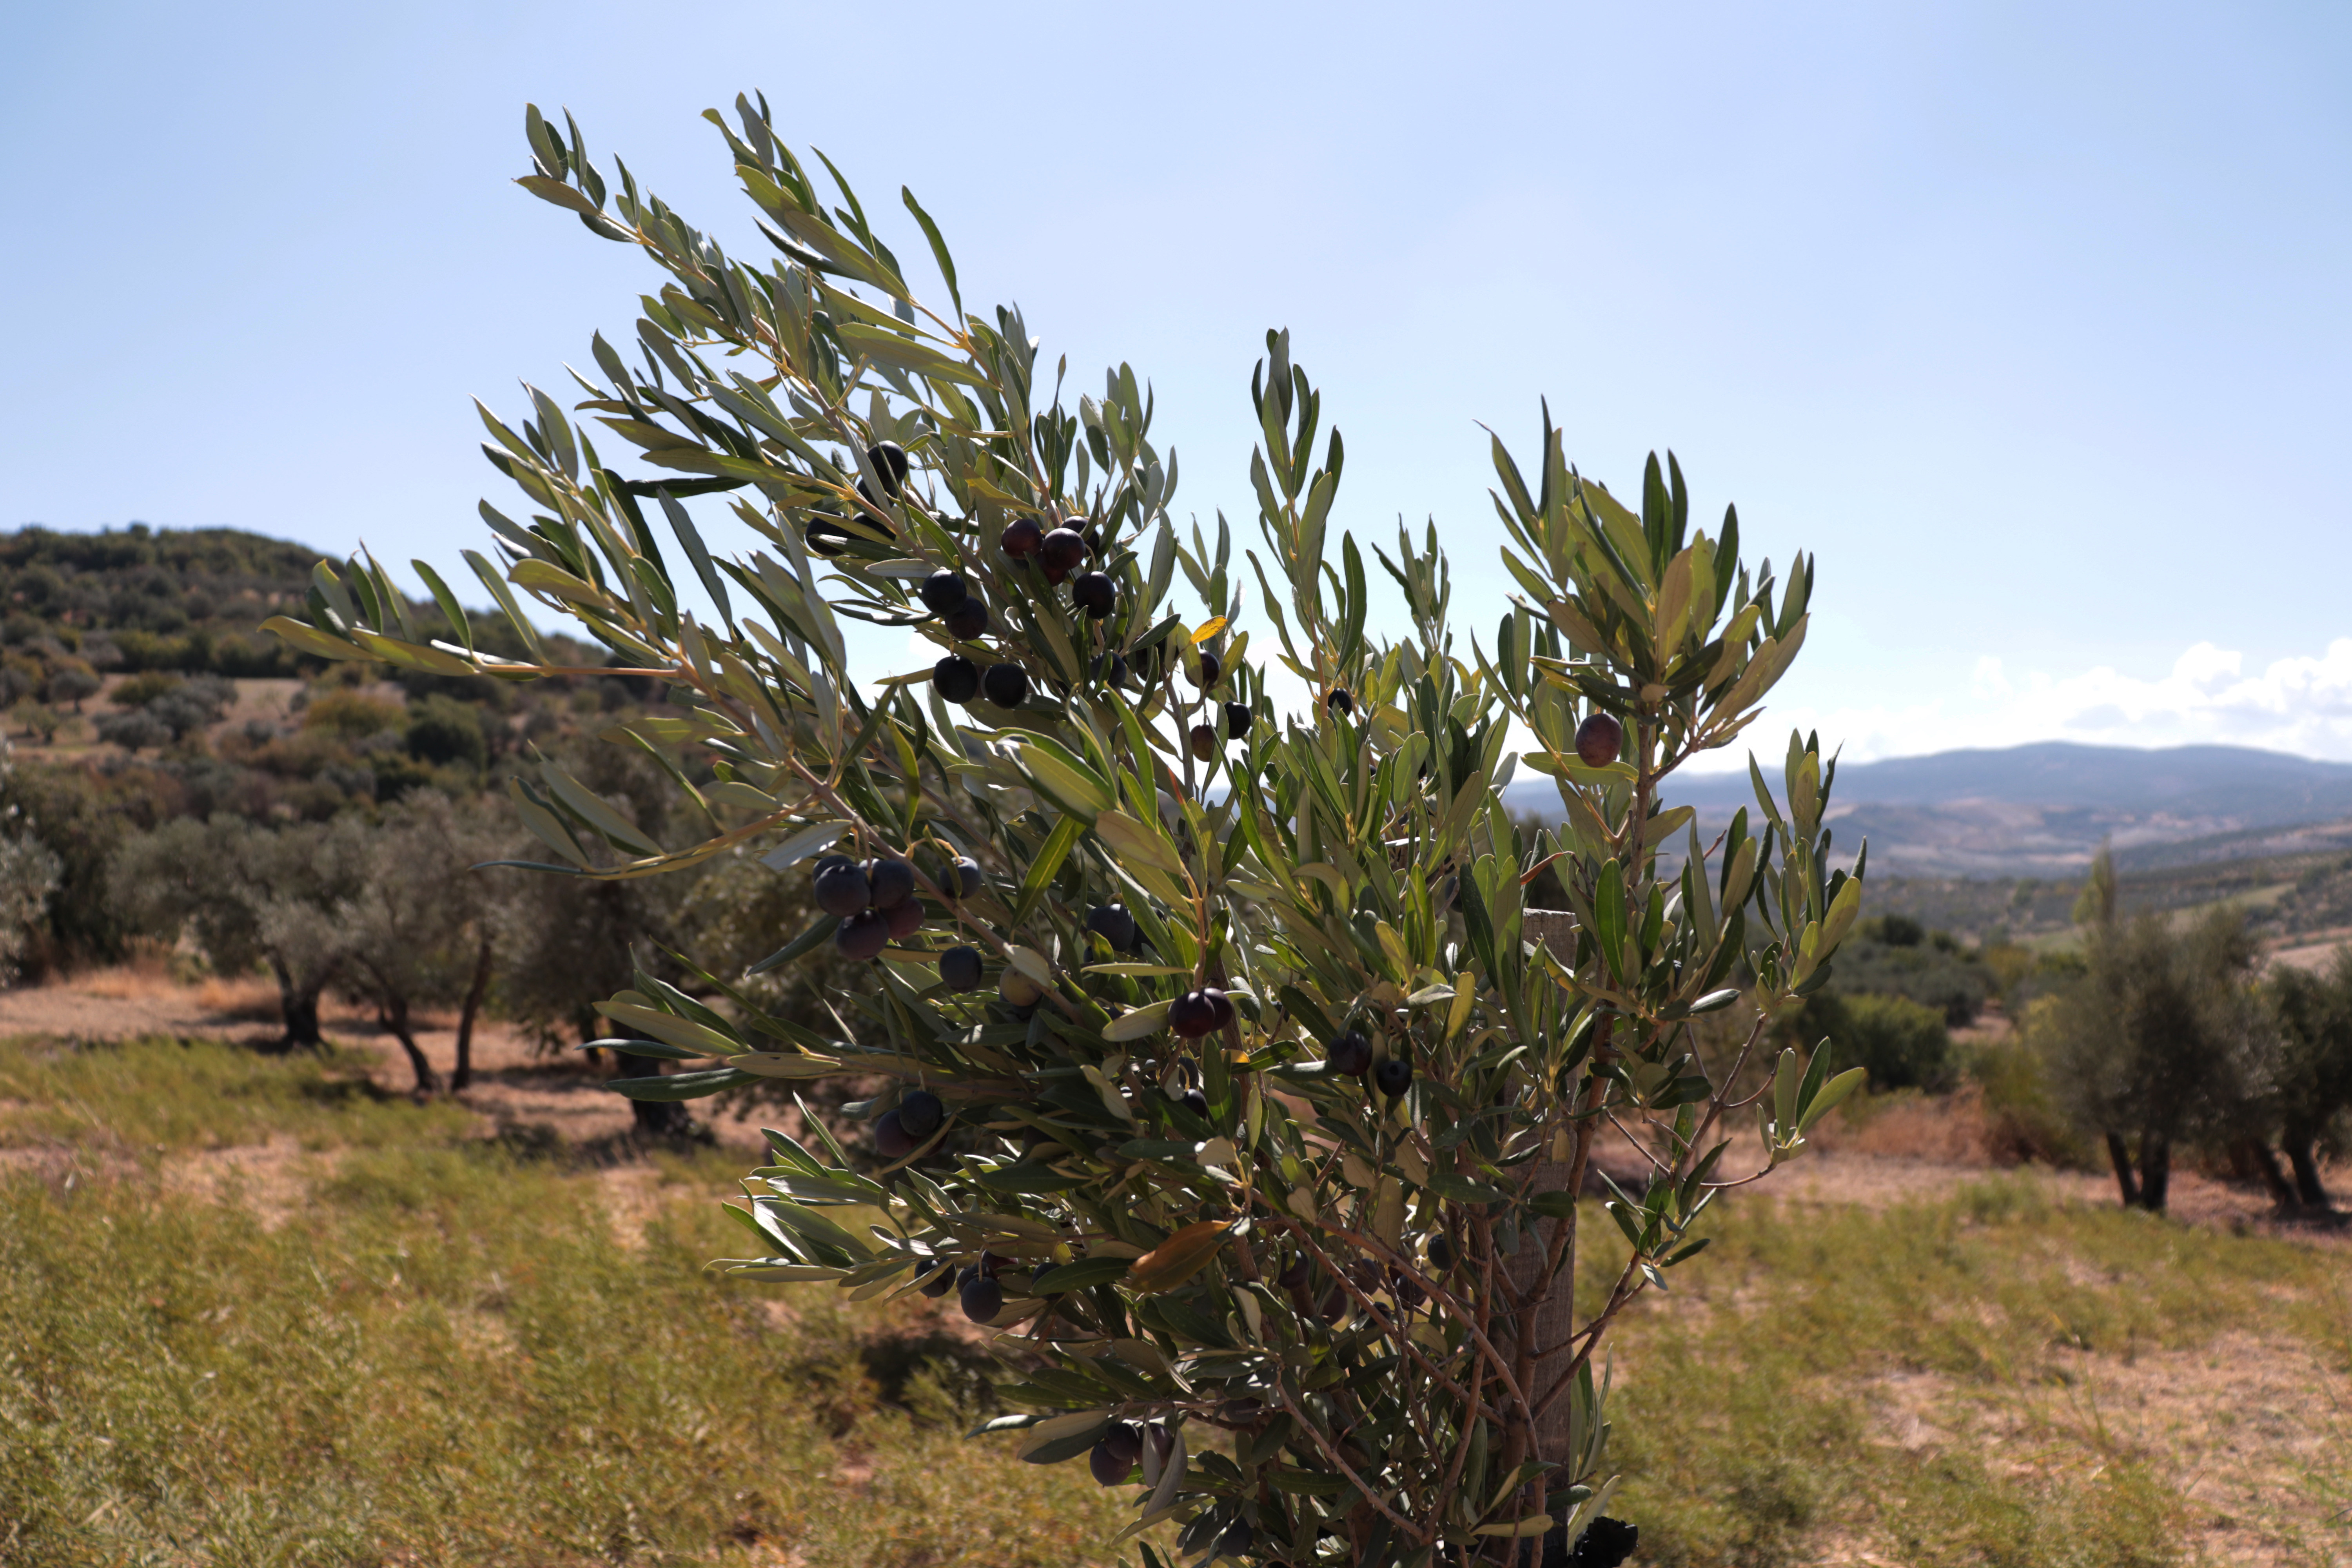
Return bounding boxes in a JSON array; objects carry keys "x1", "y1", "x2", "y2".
[
  {"x1": 1783, "y1": 988, "x2": 1952, "y2": 1091},
  {"x1": 1961, "y1": 1016, "x2": 2092, "y2": 1166},
  {"x1": 1828, "y1": 916, "x2": 1994, "y2": 1025},
  {"x1": 404, "y1": 694, "x2": 489, "y2": 771},
  {"x1": 94, "y1": 710, "x2": 169, "y2": 754},
  {"x1": 43, "y1": 662, "x2": 99, "y2": 711},
  {"x1": 301, "y1": 689, "x2": 405, "y2": 740},
  {"x1": 110, "y1": 670, "x2": 183, "y2": 708}
]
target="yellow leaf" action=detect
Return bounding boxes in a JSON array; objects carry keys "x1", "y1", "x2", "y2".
[
  {"x1": 1191, "y1": 616, "x2": 1228, "y2": 644},
  {"x1": 731, "y1": 1051, "x2": 846, "y2": 1078},
  {"x1": 1473, "y1": 1517, "x2": 1560, "y2": 1539},
  {"x1": 1128, "y1": 1220, "x2": 1232, "y2": 1294}
]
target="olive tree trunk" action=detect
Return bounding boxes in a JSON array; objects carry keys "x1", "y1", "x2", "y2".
[
  {"x1": 2283, "y1": 1134, "x2": 2330, "y2": 1209},
  {"x1": 2136, "y1": 1132, "x2": 2171, "y2": 1212},
  {"x1": 452, "y1": 931, "x2": 493, "y2": 1093},
  {"x1": 1504, "y1": 913, "x2": 1587, "y2": 1468},
  {"x1": 269, "y1": 956, "x2": 326, "y2": 1052},
  {"x1": 2234, "y1": 1140, "x2": 2298, "y2": 1210},
  {"x1": 377, "y1": 993, "x2": 441, "y2": 1096},
  {"x1": 2104, "y1": 1132, "x2": 2139, "y2": 1207}
]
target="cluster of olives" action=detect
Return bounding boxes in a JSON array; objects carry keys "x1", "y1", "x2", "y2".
[
  {"x1": 872, "y1": 1087, "x2": 945, "y2": 1159},
  {"x1": 922, "y1": 566, "x2": 1040, "y2": 711},
  {"x1": 1173, "y1": 650, "x2": 1260, "y2": 761},
  {"x1": 924, "y1": 1249, "x2": 1062, "y2": 1324},
  {"x1": 1323, "y1": 1026, "x2": 1412, "y2": 1097},
  {"x1": 1000, "y1": 515, "x2": 1119, "y2": 617},
  {"x1": 1085, "y1": 1419, "x2": 1174, "y2": 1487},
  {"x1": 815, "y1": 850, "x2": 980, "y2": 961}
]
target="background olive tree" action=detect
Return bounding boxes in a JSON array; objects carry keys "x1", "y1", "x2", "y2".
[
  {"x1": 264, "y1": 97, "x2": 1868, "y2": 1567},
  {"x1": 2263, "y1": 951, "x2": 2352, "y2": 1209},
  {"x1": 331, "y1": 792, "x2": 513, "y2": 1093},
  {"x1": 113, "y1": 813, "x2": 370, "y2": 1048},
  {"x1": 2038, "y1": 848, "x2": 2277, "y2": 1212}
]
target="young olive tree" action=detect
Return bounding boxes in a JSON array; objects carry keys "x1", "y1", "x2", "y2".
[
  {"x1": 265, "y1": 98, "x2": 1866, "y2": 1566},
  {"x1": 2046, "y1": 849, "x2": 2271, "y2": 1212}
]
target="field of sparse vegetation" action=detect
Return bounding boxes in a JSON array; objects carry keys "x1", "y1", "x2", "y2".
[
  {"x1": 4, "y1": 1027, "x2": 2345, "y2": 1568},
  {"x1": 5, "y1": 519, "x2": 2350, "y2": 1566}
]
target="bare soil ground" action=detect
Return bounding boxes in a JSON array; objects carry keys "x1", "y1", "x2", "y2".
[
  {"x1": 10, "y1": 966, "x2": 2344, "y2": 1238},
  {"x1": 0, "y1": 963, "x2": 785, "y2": 1156}
]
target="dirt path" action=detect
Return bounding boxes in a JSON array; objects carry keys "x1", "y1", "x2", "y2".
[
  {"x1": 0, "y1": 965, "x2": 779, "y2": 1152},
  {"x1": 7, "y1": 967, "x2": 2345, "y2": 1242}
]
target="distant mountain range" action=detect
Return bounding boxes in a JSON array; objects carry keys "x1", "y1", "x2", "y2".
[{"x1": 1506, "y1": 742, "x2": 2352, "y2": 878}]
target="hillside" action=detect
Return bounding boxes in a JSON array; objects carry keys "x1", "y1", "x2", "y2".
[
  {"x1": 0, "y1": 524, "x2": 635, "y2": 976},
  {"x1": 0, "y1": 524, "x2": 327, "y2": 679},
  {"x1": 1508, "y1": 741, "x2": 2352, "y2": 878}
]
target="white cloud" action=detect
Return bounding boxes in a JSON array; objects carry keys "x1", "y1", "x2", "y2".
[{"x1": 1702, "y1": 638, "x2": 2352, "y2": 772}]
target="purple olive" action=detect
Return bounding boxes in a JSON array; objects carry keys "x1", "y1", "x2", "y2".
[
  {"x1": 1073, "y1": 572, "x2": 1116, "y2": 618},
  {"x1": 813, "y1": 855, "x2": 870, "y2": 917},
  {"x1": 1327, "y1": 1030, "x2": 1372, "y2": 1076},
  {"x1": 1575, "y1": 711, "x2": 1624, "y2": 768},
  {"x1": 933, "y1": 655, "x2": 981, "y2": 703},
  {"x1": 982, "y1": 663, "x2": 1029, "y2": 709},
  {"x1": 866, "y1": 857, "x2": 916, "y2": 910},
  {"x1": 898, "y1": 1090, "x2": 944, "y2": 1137},
  {"x1": 835, "y1": 909, "x2": 890, "y2": 961},
  {"x1": 1040, "y1": 528, "x2": 1087, "y2": 575},
  {"x1": 1000, "y1": 517, "x2": 1044, "y2": 559},
  {"x1": 874, "y1": 1109, "x2": 917, "y2": 1159},
  {"x1": 945, "y1": 598, "x2": 989, "y2": 640},
  {"x1": 960, "y1": 1275, "x2": 1004, "y2": 1322},
  {"x1": 938, "y1": 945, "x2": 984, "y2": 992},
  {"x1": 919, "y1": 570, "x2": 969, "y2": 616},
  {"x1": 865, "y1": 440, "x2": 909, "y2": 499},
  {"x1": 1169, "y1": 990, "x2": 1221, "y2": 1038},
  {"x1": 1085, "y1": 904, "x2": 1137, "y2": 953}
]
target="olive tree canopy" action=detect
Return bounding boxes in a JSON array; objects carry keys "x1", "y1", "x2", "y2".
[{"x1": 264, "y1": 96, "x2": 1866, "y2": 1567}]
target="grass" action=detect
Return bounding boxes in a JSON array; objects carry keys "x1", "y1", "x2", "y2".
[
  {"x1": 1593, "y1": 1178, "x2": 2352, "y2": 1567},
  {"x1": 2, "y1": 1036, "x2": 2348, "y2": 1566},
  {"x1": 0, "y1": 1038, "x2": 1134, "y2": 1567},
  {"x1": 0, "y1": 1034, "x2": 478, "y2": 1156}
]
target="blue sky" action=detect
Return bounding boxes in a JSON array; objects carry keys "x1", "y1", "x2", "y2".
[{"x1": 6, "y1": 2, "x2": 2348, "y2": 768}]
